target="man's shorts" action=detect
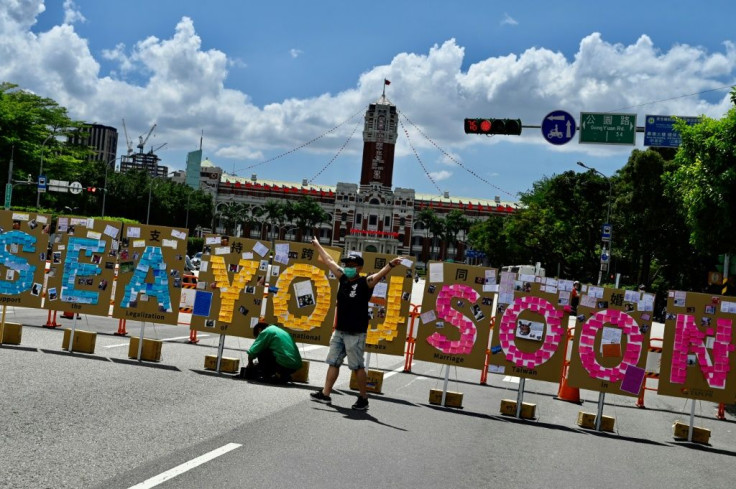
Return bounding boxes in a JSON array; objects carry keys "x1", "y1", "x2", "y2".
[{"x1": 325, "y1": 330, "x2": 367, "y2": 370}]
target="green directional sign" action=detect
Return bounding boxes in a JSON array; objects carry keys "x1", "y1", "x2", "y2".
[
  {"x1": 579, "y1": 112, "x2": 637, "y2": 145},
  {"x1": 4, "y1": 183, "x2": 12, "y2": 209}
]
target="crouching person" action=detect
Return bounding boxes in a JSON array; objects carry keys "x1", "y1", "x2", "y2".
[{"x1": 245, "y1": 322, "x2": 302, "y2": 384}]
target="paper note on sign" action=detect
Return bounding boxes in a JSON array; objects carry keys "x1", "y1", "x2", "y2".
[
  {"x1": 132, "y1": 239, "x2": 145, "y2": 248},
  {"x1": 86, "y1": 231, "x2": 102, "y2": 239},
  {"x1": 275, "y1": 243, "x2": 289, "y2": 256},
  {"x1": 103, "y1": 225, "x2": 119, "y2": 239},
  {"x1": 428, "y1": 263, "x2": 444, "y2": 283},
  {"x1": 206, "y1": 236, "x2": 220, "y2": 245},
  {"x1": 253, "y1": 241, "x2": 269, "y2": 257},
  {"x1": 400, "y1": 258, "x2": 412, "y2": 268},
  {"x1": 162, "y1": 239, "x2": 177, "y2": 249},
  {"x1": 372, "y1": 282, "x2": 388, "y2": 299},
  {"x1": 420, "y1": 309, "x2": 436, "y2": 324},
  {"x1": 126, "y1": 227, "x2": 141, "y2": 238},
  {"x1": 171, "y1": 229, "x2": 186, "y2": 240}
]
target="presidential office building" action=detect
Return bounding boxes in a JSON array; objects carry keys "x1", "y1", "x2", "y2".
[{"x1": 196, "y1": 93, "x2": 516, "y2": 263}]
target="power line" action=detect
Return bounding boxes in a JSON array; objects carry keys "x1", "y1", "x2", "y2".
[
  {"x1": 610, "y1": 84, "x2": 735, "y2": 112},
  {"x1": 398, "y1": 117, "x2": 443, "y2": 195},
  {"x1": 306, "y1": 120, "x2": 361, "y2": 185},
  {"x1": 231, "y1": 107, "x2": 364, "y2": 174},
  {"x1": 400, "y1": 112, "x2": 517, "y2": 198}
]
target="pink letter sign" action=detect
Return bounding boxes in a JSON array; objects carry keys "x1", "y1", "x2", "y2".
[
  {"x1": 578, "y1": 309, "x2": 643, "y2": 382},
  {"x1": 426, "y1": 284, "x2": 478, "y2": 355},
  {"x1": 499, "y1": 296, "x2": 564, "y2": 369},
  {"x1": 669, "y1": 314, "x2": 734, "y2": 389}
]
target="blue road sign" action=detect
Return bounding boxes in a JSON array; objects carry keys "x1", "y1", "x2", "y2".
[
  {"x1": 38, "y1": 175, "x2": 47, "y2": 193},
  {"x1": 541, "y1": 110, "x2": 576, "y2": 145},
  {"x1": 601, "y1": 223, "x2": 612, "y2": 241},
  {"x1": 644, "y1": 115, "x2": 699, "y2": 147}
]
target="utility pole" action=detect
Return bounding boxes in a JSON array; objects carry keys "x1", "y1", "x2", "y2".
[{"x1": 4, "y1": 145, "x2": 14, "y2": 210}]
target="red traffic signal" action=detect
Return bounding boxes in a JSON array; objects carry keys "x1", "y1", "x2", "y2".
[
  {"x1": 86, "y1": 187, "x2": 97, "y2": 193},
  {"x1": 464, "y1": 118, "x2": 522, "y2": 136}
]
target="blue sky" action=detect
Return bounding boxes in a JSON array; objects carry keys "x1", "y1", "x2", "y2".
[{"x1": 3, "y1": 1, "x2": 736, "y2": 201}]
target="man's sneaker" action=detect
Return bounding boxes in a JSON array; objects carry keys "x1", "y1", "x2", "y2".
[
  {"x1": 352, "y1": 396, "x2": 369, "y2": 411},
  {"x1": 310, "y1": 390, "x2": 332, "y2": 404}
]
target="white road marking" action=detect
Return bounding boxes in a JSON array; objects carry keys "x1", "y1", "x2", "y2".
[
  {"x1": 127, "y1": 443, "x2": 242, "y2": 489},
  {"x1": 383, "y1": 364, "x2": 408, "y2": 380},
  {"x1": 502, "y1": 376, "x2": 520, "y2": 383},
  {"x1": 103, "y1": 335, "x2": 209, "y2": 349}
]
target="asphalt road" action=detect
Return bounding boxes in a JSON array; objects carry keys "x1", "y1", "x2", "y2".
[{"x1": 1, "y1": 303, "x2": 735, "y2": 489}]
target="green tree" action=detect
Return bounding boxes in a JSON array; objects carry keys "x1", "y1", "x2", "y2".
[
  {"x1": 0, "y1": 82, "x2": 92, "y2": 209},
  {"x1": 101, "y1": 169, "x2": 213, "y2": 230},
  {"x1": 415, "y1": 207, "x2": 443, "y2": 261},
  {"x1": 291, "y1": 196, "x2": 328, "y2": 241},
  {"x1": 467, "y1": 214, "x2": 514, "y2": 267},
  {"x1": 441, "y1": 209, "x2": 471, "y2": 261},
  {"x1": 614, "y1": 149, "x2": 700, "y2": 289},
  {"x1": 501, "y1": 171, "x2": 608, "y2": 282},
  {"x1": 261, "y1": 199, "x2": 288, "y2": 240},
  {"x1": 666, "y1": 99, "x2": 736, "y2": 254}
]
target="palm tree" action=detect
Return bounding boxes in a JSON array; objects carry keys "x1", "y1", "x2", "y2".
[
  {"x1": 416, "y1": 207, "x2": 443, "y2": 261},
  {"x1": 292, "y1": 196, "x2": 329, "y2": 241},
  {"x1": 218, "y1": 202, "x2": 250, "y2": 236},
  {"x1": 443, "y1": 209, "x2": 471, "y2": 261},
  {"x1": 261, "y1": 199, "x2": 288, "y2": 240}
]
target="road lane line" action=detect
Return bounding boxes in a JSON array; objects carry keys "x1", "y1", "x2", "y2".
[
  {"x1": 103, "y1": 335, "x2": 210, "y2": 348},
  {"x1": 383, "y1": 364, "x2": 407, "y2": 380},
  {"x1": 127, "y1": 443, "x2": 242, "y2": 489},
  {"x1": 502, "y1": 376, "x2": 520, "y2": 383}
]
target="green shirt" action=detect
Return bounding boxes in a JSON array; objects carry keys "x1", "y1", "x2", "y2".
[{"x1": 247, "y1": 325, "x2": 303, "y2": 370}]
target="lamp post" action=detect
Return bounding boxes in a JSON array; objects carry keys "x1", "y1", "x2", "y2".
[
  {"x1": 146, "y1": 170, "x2": 176, "y2": 224},
  {"x1": 577, "y1": 161, "x2": 613, "y2": 285},
  {"x1": 36, "y1": 133, "x2": 55, "y2": 208},
  {"x1": 101, "y1": 156, "x2": 119, "y2": 218}
]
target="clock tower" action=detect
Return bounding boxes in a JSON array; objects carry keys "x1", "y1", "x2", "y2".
[{"x1": 359, "y1": 95, "x2": 398, "y2": 190}]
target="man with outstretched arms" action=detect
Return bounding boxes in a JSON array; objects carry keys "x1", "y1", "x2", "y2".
[{"x1": 310, "y1": 236, "x2": 402, "y2": 410}]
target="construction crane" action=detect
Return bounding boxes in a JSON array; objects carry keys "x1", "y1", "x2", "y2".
[
  {"x1": 149, "y1": 142, "x2": 167, "y2": 154},
  {"x1": 137, "y1": 123, "x2": 157, "y2": 153},
  {"x1": 121, "y1": 118, "x2": 134, "y2": 155}
]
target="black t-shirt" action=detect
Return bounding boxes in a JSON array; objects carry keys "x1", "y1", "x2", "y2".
[{"x1": 335, "y1": 275, "x2": 372, "y2": 333}]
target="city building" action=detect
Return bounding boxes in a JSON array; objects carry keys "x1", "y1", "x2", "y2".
[
  {"x1": 69, "y1": 123, "x2": 118, "y2": 169},
  {"x1": 198, "y1": 93, "x2": 516, "y2": 263}
]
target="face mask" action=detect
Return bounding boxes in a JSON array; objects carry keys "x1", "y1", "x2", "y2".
[{"x1": 343, "y1": 267, "x2": 357, "y2": 279}]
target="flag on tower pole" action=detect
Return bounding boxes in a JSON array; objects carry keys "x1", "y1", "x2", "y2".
[{"x1": 383, "y1": 78, "x2": 391, "y2": 96}]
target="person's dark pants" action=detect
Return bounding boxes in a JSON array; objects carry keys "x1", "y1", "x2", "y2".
[{"x1": 253, "y1": 349, "x2": 297, "y2": 383}]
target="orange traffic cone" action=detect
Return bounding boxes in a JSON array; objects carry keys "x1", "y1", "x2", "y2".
[
  {"x1": 61, "y1": 311, "x2": 75, "y2": 319},
  {"x1": 555, "y1": 369, "x2": 581, "y2": 404}
]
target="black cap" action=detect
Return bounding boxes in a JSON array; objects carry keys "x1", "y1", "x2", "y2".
[{"x1": 340, "y1": 252, "x2": 364, "y2": 266}]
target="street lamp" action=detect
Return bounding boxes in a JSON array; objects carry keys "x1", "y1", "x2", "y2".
[
  {"x1": 101, "y1": 156, "x2": 119, "y2": 218},
  {"x1": 36, "y1": 133, "x2": 55, "y2": 208},
  {"x1": 577, "y1": 161, "x2": 613, "y2": 285},
  {"x1": 146, "y1": 170, "x2": 177, "y2": 224}
]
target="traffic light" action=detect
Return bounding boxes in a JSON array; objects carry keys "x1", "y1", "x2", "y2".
[
  {"x1": 464, "y1": 118, "x2": 522, "y2": 135},
  {"x1": 86, "y1": 187, "x2": 96, "y2": 193}
]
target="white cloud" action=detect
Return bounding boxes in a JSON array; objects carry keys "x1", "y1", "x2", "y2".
[
  {"x1": 290, "y1": 48, "x2": 303, "y2": 58},
  {"x1": 501, "y1": 13, "x2": 518, "y2": 26},
  {"x1": 63, "y1": 0, "x2": 85, "y2": 25},
  {"x1": 0, "y1": 3, "x2": 735, "y2": 195},
  {"x1": 429, "y1": 170, "x2": 452, "y2": 181}
]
